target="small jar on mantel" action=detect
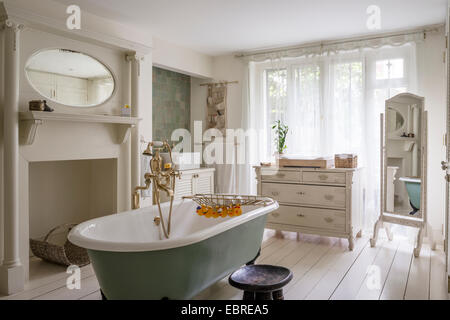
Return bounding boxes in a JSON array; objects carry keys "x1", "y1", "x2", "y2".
[{"x1": 121, "y1": 105, "x2": 132, "y2": 117}]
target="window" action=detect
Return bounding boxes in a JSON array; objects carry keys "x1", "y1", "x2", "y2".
[
  {"x1": 291, "y1": 64, "x2": 322, "y2": 155},
  {"x1": 255, "y1": 46, "x2": 414, "y2": 161},
  {"x1": 249, "y1": 44, "x2": 416, "y2": 226},
  {"x1": 265, "y1": 69, "x2": 287, "y2": 124},
  {"x1": 376, "y1": 59, "x2": 404, "y2": 80},
  {"x1": 330, "y1": 61, "x2": 364, "y2": 154},
  {"x1": 371, "y1": 56, "x2": 409, "y2": 112}
]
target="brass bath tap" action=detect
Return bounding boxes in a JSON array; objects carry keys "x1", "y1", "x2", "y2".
[{"x1": 132, "y1": 141, "x2": 181, "y2": 239}]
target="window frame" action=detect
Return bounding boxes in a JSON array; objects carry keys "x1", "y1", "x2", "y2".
[{"x1": 252, "y1": 44, "x2": 414, "y2": 159}]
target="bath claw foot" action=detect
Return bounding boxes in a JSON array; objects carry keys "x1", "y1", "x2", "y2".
[
  {"x1": 413, "y1": 247, "x2": 422, "y2": 258},
  {"x1": 348, "y1": 236, "x2": 354, "y2": 251}
]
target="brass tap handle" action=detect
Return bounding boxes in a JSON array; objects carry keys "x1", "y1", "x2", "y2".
[
  {"x1": 173, "y1": 171, "x2": 182, "y2": 179},
  {"x1": 132, "y1": 190, "x2": 141, "y2": 210}
]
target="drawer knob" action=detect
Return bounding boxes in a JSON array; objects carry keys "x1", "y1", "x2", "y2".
[
  {"x1": 272, "y1": 213, "x2": 280, "y2": 217},
  {"x1": 297, "y1": 192, "x2": 305, "y2": 196},
  {"x1": 297, "y1": 213, "x2": 305, "y2": 218},
  {"x1": 319, "y1": 174, "x2": 328, "y2": 181},
  {"x1": 324, "y1": 217, "x2": 334, "y2": 223},
  {"x1": 271, "y1": 191, "x2": 280, "y2": 196},
  {"x1": 276, "y1": 173, "x2": 286, "y2": 178},
  {"x1": 324, "y1": 194, "x2": 334, "y2": 201}
]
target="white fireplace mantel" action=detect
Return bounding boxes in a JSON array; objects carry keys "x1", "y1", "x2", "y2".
[
  {"x1": 19, "y1": 111, "x2": 141, "y2": 145},
  {"x1": 1, "y1": 0, "x2": 151, "y2": 295}
]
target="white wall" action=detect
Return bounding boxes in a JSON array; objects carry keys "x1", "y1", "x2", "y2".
[
  {"x1": 416, "y1": 32, "x2": 447, "y2": 239},
  {"x1": 3, "y1": 0, "x2": 152, "y2": 53},
  {"x1": 190, "y1": 56, "x2": 247, "y2": 193},
  {"x1": 152, "y1": 37, "x2": 213, "y2": 79},
  {"x1": 190, "y1": 77, "x2": 208, "y2": 135},
  {"x1": 211, "y1": 56, "x2": 247, "y2": 130},
  {"x1": 190, "y1": 55, "x2": 246, "y2": 130},
  {"x1": 138, "y1": 55, "x2": 153, "y2": 207}
]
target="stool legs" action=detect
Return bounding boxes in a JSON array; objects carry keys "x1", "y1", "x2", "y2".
[
  {"x1": 243, "y1": 291, "x2": 255, "y2": 300},
  {"x1": 255, "y1": 292, "x2": 273, "y2": 300},
  {"x1": 229, "y1": 265, "x2": 293, "y2": 301},
  {"x1": 244, "y1": 290, "x2": 283, "y2": 300},
  {"x1": 272, "y1": 289, "x2": 284, "y2": 300}
]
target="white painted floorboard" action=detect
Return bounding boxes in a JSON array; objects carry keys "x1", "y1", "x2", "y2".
[{"x1": 0, "y1": 229, "x2": 447, "y2": 300}]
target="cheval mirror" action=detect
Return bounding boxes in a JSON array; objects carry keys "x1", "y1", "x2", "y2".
[{"x1": 370, "y1": 93, "x2": 434, "y2": 257}]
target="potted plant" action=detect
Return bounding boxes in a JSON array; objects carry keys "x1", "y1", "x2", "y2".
[{"x1": 272, "y1": 120, "x2": 289, "y2": 157}]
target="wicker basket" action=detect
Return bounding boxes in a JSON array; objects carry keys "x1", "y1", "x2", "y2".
[
  {"x1": 335, "y1": 154, "x2": 358, "y2": 168},
  {"x1": 30, "y1": 224, "x2": 90, "y2": 267}
]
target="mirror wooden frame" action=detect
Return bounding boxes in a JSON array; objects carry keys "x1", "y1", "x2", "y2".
[{"x1": 370, "y1": 92, "x2": 435, "y2": 257}]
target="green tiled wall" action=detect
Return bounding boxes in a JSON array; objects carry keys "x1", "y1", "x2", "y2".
[{"x1": 152, "y1": 67, "x2": 191, "y2": 142}]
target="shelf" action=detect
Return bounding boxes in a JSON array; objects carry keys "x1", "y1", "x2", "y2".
[
  {"x1": 388, "y1": 136, "x2": 417, "y2": 141},
  {"x1": 19, "y1": 111, "x2": 141, "y2": 145},
  {"x1": 20, "y1": 111, "x2": 140, "y2": 125}
]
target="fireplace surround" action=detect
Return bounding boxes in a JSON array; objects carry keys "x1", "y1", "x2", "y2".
[{"x1": 0, "y1": 1, "x2": 152, "y2": 295}]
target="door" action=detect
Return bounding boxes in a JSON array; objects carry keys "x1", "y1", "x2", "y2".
[
  {"x1": 174, "y1": 173, "x2": 194, "y2": 200},
  {"x1": 193, "y1": 172, "x2": 214, "y2": 194},
  {"x1": 445, "y1": 4, "x2": 450, "y2": 277}
]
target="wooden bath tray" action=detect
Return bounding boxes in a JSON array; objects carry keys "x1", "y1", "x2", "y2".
[{"x1": 277, "y1": 156, "x2": 335, "y2": 168}]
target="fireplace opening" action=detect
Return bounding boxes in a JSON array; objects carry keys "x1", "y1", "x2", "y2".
[{"x1": 27, "y1": 159, "x2": 117, "y2": 285}]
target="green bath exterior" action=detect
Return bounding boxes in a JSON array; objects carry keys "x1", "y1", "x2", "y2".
[
  {"x1": 87, "y1": 215, "x2": 268, "y2": 300},
  {"x1": 404, "y1": 180, "x2": 421, "y2": 210}
]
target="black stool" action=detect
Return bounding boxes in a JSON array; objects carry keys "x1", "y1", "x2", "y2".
[{"x1": 229, "y1": 264, "x2": 293, "y2": 300}]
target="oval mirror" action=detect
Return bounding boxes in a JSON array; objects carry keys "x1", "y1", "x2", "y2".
[
  {"x1": 386, "y1": 107, "x2": 405, "y2": 133},
  {"x1": 25, "y1": 49, "x2": 115, "y2": 108}
]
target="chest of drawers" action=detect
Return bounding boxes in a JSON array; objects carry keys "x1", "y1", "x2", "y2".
[{"x1": 255, "y1": 167, "x2": 362, "y2": 250}]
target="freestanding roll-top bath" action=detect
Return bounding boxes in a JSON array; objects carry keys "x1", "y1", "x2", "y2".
[
  {"x1": 68, "y1": 198, "x2": 278, "y2": 300},
  {"x1": 399, "y1": 177, "x2": 421, "y2": 214}
]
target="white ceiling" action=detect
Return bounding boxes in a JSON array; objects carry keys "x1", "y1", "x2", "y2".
[{"x1": 53, "y1": 0, "x2": 447, "y2": 56}]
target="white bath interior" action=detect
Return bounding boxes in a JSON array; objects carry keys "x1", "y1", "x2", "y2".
[{"x1": 69, "y1": 199, "x2": 277, "y2": 252}]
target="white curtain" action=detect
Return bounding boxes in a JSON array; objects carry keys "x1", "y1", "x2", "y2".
[{"x1": 240, "y1": 42, "x2": 418, "y2": 229}]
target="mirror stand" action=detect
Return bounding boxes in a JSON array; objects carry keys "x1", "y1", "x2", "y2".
[{"x1": 370, "y1": 93, "x2": 435, "y2": 257}]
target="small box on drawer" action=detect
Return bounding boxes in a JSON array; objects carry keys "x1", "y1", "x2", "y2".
[{"x1": 335, "y1": 154, "x2": 357, "y2": 168}]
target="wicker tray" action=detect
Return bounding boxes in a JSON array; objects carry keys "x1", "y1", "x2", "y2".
[
  {"x1": 277, "y1": 156, "x2": 335, "y2": 168},
  {"x1": 30, "y1": 224, "x2": 90, "y2": 267},
  {"x1": 335, "y1": 154, "x2": 358, "y2": 168}
]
